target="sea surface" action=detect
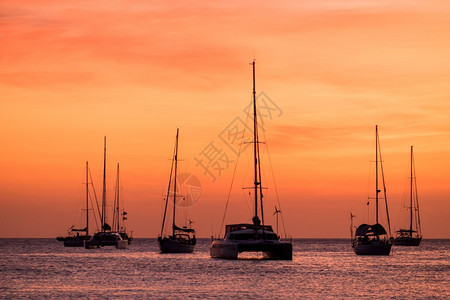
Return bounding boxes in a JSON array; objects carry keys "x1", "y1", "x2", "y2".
[{"x1": 0, "y1": 238, "x2": 448, "y2": 299}]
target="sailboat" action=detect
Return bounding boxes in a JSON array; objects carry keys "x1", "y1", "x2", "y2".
[
  {"x1": 394, "y1": 146, "x2": 422, "y2": 246},
  {"x1": 210, "y1": 61, "x2": 292, "y2": 260},
  {"x1": 84, "y1": 137, "x2": 128, "y2": 249},
  {"x1": 352, "y1": 125, "x2": 393, "y2": 255},
  {"x1": 158, "y1": 128, "x2": 196, "y2": 253},
  {"x1": 56, "y1": 161, "x2": 92, "y2": 247},
  {"x1": 112, "y1": 162, "x2": 133, "y2": 245}
]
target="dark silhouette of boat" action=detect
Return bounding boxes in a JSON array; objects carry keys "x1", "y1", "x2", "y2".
[
  {"x1": 57, "y1": 230, "x2": 91, "y2": 247},
  {"x1": 353, "y1": 223, "x2": 392, "y2": 255},
  {"x1": 56, "y1": 161, "x2": 92, "y2": 247},
  {"x1": 84, "y1": 137, "x2": 129, "y2": 249},
  {"x1": 158, "y1": 128, "x2": 196, "y2": 253},
  {"x1": 394, "y1": 146, "x2": 422, "y2": 246},
  {"x1": 210, "y1": 61, "x2": 292, "y2": 260},
  {"x1": 352, "y1": 126, "x2": 392, "y2": 255}
]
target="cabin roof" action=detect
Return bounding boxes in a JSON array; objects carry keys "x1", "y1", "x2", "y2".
[
  {"x1": 355, "y1": 223, "x2": 387, "y2": 236},
  {"x1": 225, "y1": 223, "x2": 274, "y2": 234}
]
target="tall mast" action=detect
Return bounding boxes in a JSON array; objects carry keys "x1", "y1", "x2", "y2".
[
  {"x1": 253, "y1": 60, "x2": 258, "y2": 220},
  {"x1": 172, "y1": 128, "x2": 179, "y2": 236},
  {"x1": 410, "y1": 146, "x2": 413, "y2": 237},
  {"x1": 375, "y1": 125, "x2": 379, "y2": 224},
  {"x1": 102, "y1": 136, "x2": 107, "y2": 232},
  {"x1": 86, "y1": 161, "x2": 89, "y2": 235}
]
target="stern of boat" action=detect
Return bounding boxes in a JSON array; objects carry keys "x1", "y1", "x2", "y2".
[{"x1": 210, "y1": 239, "x2": 239, "y2": 259}]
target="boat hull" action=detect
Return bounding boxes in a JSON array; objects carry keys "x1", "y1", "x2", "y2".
[
  {"x1": 84, "y1": 232, "x2": 126, "y2": 249},
  {"x1": 353, "y1": 243, "x2": 392, "y2": 255},
  {"x1": 210, "y1": 240, "x2": 239, "y2": 259},
  {"x1": 210, "y1": 240, "x2": 292, "y2": 260},
  {"x1": 84, "y1": 239, "x2": 118, "y2": 248},
  {"x1": 393, "y1": 237, "x2": 422, "y2": 246},
  {"x1": 62, "y1": 236, "x2": 90, "y2": 247},
  {"x1": 158, "y1": 237, "x2": 195, "y2": 253}
]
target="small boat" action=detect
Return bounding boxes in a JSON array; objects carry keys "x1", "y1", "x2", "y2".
[
  {"x1": 56, "y1": 161, "x2": 92, "y2": 247},
  {"x1": 158, "y1": 128, "x2": 196, "y2": 253},
  {"x1": 210, "y1": 61, "x2": 292, "y2": 260},
  {"x1": 352, "y1": 223, "x2": 392, "y2": 255},
  {"x1": 394, "y1": 146, "x2": 422, "y2": 246},
  {"x1": 84, "y1": 137, "x2": 128, "y2": 249},
  {"x1": 352, "y1": 126, "x2": 393, "y2": 255}
]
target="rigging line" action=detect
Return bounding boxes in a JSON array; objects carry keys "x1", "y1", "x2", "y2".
[
  {"x1": 378, "y1": 136, "x2": 392, "y2": 237},
  {"x1": 409, "y1": 147, "x2": 413, "y2": 235},
  {"x1": 219, "y1": 150, "x2": 240, "y2": 238},
  {"x1": 160, "y1": 133, "x2": 177, "y2": 237},
  {"x1": 350, "y1": 212, "x2": 355, "y2": 240},
  {"x1": 374, "y1": 130, "x2": 381, "y2": 226},
  {"x1": 116, "y1": 164, "x2": 121, "y2": 232},
  {"x1": 88, "y1": 168, "x2": 102, "y2": 227},
  {"x1": 413, "y1": 154, "x2": 422, "y2": 236},
  {"x1": 255, "y1": 108, "x2": 265, "y2": 227},
  {"x1": 242, "y1": 150, "x2": 253, "y2": 216},
  {"x1": 172, "y1": 129, "x2": 179, "y2": 236},
  {"x1": 218, "y1": 95, "x2": 253, "y2": 238},
  {"x1": 89, "y1": 188, "x2": 100, "y2": 232},
  {"x1": 261, "y1": 127, "x2": 288, "y2": 238},
  {"x1": 87, "y1": 168, "x2": 100, "y2": 232},
  {"x1": 101, "y1": 136, "x2": 107, "y2": 232},
  {"x1": 366, "y1": 133, "x2": 375, "y2": 224},
  {"x1": 85, "y1": 161, "x2": 89, "y2": 235},
  {"x1": 241, "y1": 188, "x2": 253, "y2": 217},
  {"x1": 113, "y1": 163, "x2": 119, "y2": 232},
  {"x1": 400, "y1": 155, "x2": 410, "y2": 228}
]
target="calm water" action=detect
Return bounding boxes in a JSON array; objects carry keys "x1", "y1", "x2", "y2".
[{"x1": 0, "y1": 239, "x2": 448, "y2": 298}]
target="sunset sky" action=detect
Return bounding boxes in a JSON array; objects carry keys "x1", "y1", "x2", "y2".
[{"x1": 1, "y1": 0, "x2": 449, "y2": 238}]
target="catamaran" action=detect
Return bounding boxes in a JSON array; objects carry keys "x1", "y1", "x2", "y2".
[
  {"x1": 210, "y1": 61, "x2": 292, "y2": 260},
  {"x1": 158, "y1": 128, "x2": 196, "y2": 253},
  {"x1": 394, "y1": 146, "x2": 422, "y2": 246},
  {"x1": 352, "y1": 125, "x2": 393, "y2": 255}
]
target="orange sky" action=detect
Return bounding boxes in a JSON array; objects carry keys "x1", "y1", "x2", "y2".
[{"x1": 1, "y1": 0, "x2": 449, "y2": 238}]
